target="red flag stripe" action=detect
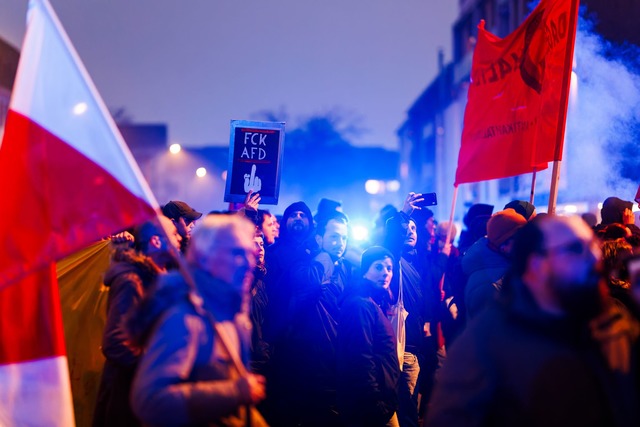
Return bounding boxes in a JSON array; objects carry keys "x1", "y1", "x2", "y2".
[
  {"x1": 0, "y1": 264, "x2": 65, "y2": 364},
  {"x1": 0, "y1": 110, "x2": 156, "y2": 288}
]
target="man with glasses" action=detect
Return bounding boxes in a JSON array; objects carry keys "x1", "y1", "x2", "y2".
[
  {"x1": 426, "y1": 215, "x2": 640, "y2": 427},
  {"x1": 161, "y1": 200, "x2": 203, "y2": 253},
  {"x1": 129, "y1": 214, "x2": 267, "y2": 426}
]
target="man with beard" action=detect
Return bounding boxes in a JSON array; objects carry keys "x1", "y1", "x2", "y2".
[
  {"x1": 261, "y1": 201, "x2": 315, "y2": 425},
  {"x1": 425, "y1": 215, "x2": 640, "y2": 427},
  {"x1": 93, "y1": 216, "x2": 181, "y2": 427}
]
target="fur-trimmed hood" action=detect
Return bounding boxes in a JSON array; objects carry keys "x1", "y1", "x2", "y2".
[{"x1": 104, "y1": 247, "x2": 162, "y2": 290}]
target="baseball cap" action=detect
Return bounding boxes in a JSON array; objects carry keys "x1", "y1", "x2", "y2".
[{"x1": 162, "y1": 201, "x2": 203, "y2": 222}]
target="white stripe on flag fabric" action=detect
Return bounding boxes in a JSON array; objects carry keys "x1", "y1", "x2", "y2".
[
  {"x1": 8, "y1": 0, "x2": 156, "y2": 203},
  {"x1": 0, "y1": 357, "x2": 74, "y2": 426}
]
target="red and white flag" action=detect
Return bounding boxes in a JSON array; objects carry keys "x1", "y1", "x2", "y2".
[
  {"x1": 455, "y1": 0, "x2": 580, "y2": 185},
  {"x1": 0, "y1": 265, "x2": 73, "y2": 425},
  {"x1": 0, "y1": 0, "x2": 159, "y2": 424},
  {"x1": 0, "y1": 0, "x2": 158, "y2": 288}
]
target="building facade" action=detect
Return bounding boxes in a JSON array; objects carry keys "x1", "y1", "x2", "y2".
[
  {"x1": 399, "y1": 0, "x2": 640, "y2": 221},
  {"x1": 0, "y1": 38, "x2": 19, "y2": 138}
]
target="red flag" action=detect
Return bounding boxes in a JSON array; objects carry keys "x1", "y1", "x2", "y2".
[
  {"x1": 0, "y1": 0, "x2": 158, "y2": 289},
  {"x1": 455, "y1": 0, "x2": 580, "y2": 185}
]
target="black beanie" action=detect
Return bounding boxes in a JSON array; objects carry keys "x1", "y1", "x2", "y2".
[
  {"x1": 360, "y1": 246, "x2": 394, "y2": 275},
  {"x1": 504, "y1": 200, "x2": 536, "y2": 220},
  {"x1": 279, "y1": 201, "x2": 313, "y2": 240}
]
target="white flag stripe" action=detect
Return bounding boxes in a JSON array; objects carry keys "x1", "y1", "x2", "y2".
[
  {"x1": 0, "y1": 356, "x2": 74, "y2": 426},
  {"x1": 10, "y1": 0, "x2": 158, "y2": 207}
]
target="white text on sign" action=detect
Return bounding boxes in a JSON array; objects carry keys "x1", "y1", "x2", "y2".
[{"x1": 241, "y1": 132, "x2": 267, "y2": 160}]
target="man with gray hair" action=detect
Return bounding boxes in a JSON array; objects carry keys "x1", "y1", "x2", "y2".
[{"x1": 129, "y1": 214, "x2": 267, "y2": 426}]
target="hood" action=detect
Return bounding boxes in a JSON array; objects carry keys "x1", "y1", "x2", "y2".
[
  {"x1": 279, "y1": 201, "x2": 314, "y2": 241},
  {"x1": 104, "y1": 248, "x2": 161, "y2": 289}
]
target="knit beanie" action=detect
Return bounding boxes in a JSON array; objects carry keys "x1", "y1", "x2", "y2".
[
  {"x1": 279, "y1": 201, "x2": 313, "y2": 240},
  {"x1": 504, "y1": 200, "x2": 536, "y2": 220},
  {"x1": 487, "y1": 209, "x2": 527, "y2": 247},
  {"x1": 360, "y1": 246, "x2": 394, "y2": 275}
]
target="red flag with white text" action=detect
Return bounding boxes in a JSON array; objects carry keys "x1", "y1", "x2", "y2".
[{"x1": 455, "y1": 0, "x2": 579, "y2": 185}]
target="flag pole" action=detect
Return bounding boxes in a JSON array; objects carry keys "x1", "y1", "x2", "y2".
[
  {"x1": 547, "y1": 0, "x2": 580, "y2": 215},
  {"x1": 439, "y1": 184, "x2": 460, "y2": 295},
  {"x1": 548, "y1": 160, "x2": 562, "y2": 215},
  {"x1": 444, "y1": 184, "x2": 459, "y2": 249},
  {"x1": 529, "y1": 168, "x2": 537, "y2": 205}
]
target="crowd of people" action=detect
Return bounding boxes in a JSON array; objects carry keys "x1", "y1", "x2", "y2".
[{"x1": 91, "y1": 192, "x2": 640, "y2": 427}]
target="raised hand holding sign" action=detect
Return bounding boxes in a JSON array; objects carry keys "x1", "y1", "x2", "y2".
[
  {"x1": 224, "y1": 120, "x2": 284, "y2": 205},
  {"x1": 244, "y1": 164, "x2": 262, "y2": 193}
]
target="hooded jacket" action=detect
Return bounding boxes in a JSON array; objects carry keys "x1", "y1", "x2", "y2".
[{"x1": 93, "y1": 248, "x2": 161, "y2": 427}]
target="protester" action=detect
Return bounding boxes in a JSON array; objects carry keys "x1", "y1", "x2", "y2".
[
  {"x1": 426, "y1": 215, "x2": 640, "y2": 427},
  {"x1": 277, "y1": 210, "x2": 355, "y2": 426},
  {"x1": 599, "y1": 196, "x2": 635, "y2": 228},
  {"x1": 258, "y1": 209, "x2": 279, "y2": 245},
  {"x1": 262, "y1": 201, "x2": 315, "y2": 425},
  {"x1": 463, "y1": 208, "x2": 526, "y2": 319},
  {"x1": 457, "y1": 203, "x2": 493, "y2": 254},
  {"x1": 384, "y1": 192, "x2": 441, "y2": 427},
  {"x1": 601, "y1": 238, "x2": 638, "y2": 315},
  {"x1": 371, "y1": 204, "x2": 399, "y2": 246},
  {"x1": 249, "y1": 231, "x2": 270, "y2": 376},
  {"x1": 161, "y1": 200, "x2": 203, "y2": 253},
  {"x1": 410, "y1": 206, "x2": 450, "y2": 420},
  {"x1": 337, "y1": 246, "x2": 400, "y2": 427},
  {"x1": 435, "y1": 221, "x2": 466, "y2": 345},
  {"x1": 93, "y1": 216, "x2": 180, "y2": 427},
  {"x1": 128, "y1": 214, "x2": 267, "y2": 426},
  {"x1": 263, "y1": 201, "x2": 315, "y2": 345}
]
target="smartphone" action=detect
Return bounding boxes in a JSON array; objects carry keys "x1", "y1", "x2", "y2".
[{"x1": 416, "y1": 192, "x2": 438, "y2": 207}]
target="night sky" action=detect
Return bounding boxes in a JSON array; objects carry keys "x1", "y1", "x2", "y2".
[{"x1": 0, "y1": 0, "x2": 458, "y2": 150}]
